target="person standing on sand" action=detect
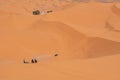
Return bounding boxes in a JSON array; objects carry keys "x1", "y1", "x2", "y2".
[
  {"x1": 34, "y1": 58, "x2": 37, "y2": 63},
  {"x1": 31, "y1": 59, "x2": 35, "y2": 63},
  {"x1": 54, "y1": 54, "x2": 58, "y2": 56},
  {"x1": 23, "y1": 58, "x2": 29, "y2": 64}
]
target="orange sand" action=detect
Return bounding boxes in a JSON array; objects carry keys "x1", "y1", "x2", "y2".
[{"x1": 0, "y1": 1, "x2": 120, "y2": 80}]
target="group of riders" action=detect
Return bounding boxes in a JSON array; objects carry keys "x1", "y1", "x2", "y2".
[
  {"x1": 23, "y1": 58, "x2": 38, "y2": 64},
  {"x1": 23, "y1": 54, "x2": 58, "y2": 64}
]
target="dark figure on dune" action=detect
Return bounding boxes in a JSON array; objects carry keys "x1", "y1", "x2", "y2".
[
  {"x1": 23, "y1": 59, "x2": 29, "y2": 64},
  {"x1": 31, "y1": 59, "x2": 35, "y2": 63},
  {"x1": 47, "y1": 10, "x2": 53, "y2": 13},
  {"x1": 31, "y1": 58, "x2": 38, "y2": 63},
  {"x1": 33, "y1": 10, "x2": 40, "y2": 15},
  {"x1": 23, "y1": 58, "x2": 38, "y2": 64},
  {"x1": 34, "y1": 59, "x2": 37, "y2": 63},
  {"x1": 54, "y1": 54, "x2": 58, "y2": 56}
]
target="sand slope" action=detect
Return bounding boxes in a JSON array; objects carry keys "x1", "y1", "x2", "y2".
[
  {"x1": 0, "y1": 16, "x2": 120, "y2": 61},
  {"x1": 44, "y1": 2, "x2": 120, "y2": 42},
  {"x1": 0, "y1": 54, "x2": 120, "y2": 80},
  {"x1": 0, "y1": 1, "x2": 120, "y2": 80}
]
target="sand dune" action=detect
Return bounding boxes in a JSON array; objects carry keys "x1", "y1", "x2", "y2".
[
  {"x1": 0, "y1": 54, "x2": 120, "y2": 80},
  {"x1": 29, "y1": 20, "x2": 120, "y2": 58},
  {"x1": 0, "y1": 17, "x2": 120, "y2": 61},
  {"x1": 0, "y1": 1, "x2": 120, "y2": 80},
  {"x1": 44, "y1": 2, "x2": 120, "y2": 42}
]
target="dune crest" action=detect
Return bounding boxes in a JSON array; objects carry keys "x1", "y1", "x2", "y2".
[
  {"x1": 26, "y1": 20, "x2": 120, "y2": 59},
  {"x1": 44, "y1": 2, "x2": 120, "y2": 42},
  {"x1": 0, "y1": 18, "x2": 120, "y2": 60}
]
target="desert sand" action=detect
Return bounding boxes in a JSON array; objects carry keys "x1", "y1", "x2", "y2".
[{"x1": 0, "y1": 0, "x2": 120, "y2": 80}]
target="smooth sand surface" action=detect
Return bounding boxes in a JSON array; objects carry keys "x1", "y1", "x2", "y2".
[{"x1": 0, "y1": 0, "x2": 120, "y2": 80}]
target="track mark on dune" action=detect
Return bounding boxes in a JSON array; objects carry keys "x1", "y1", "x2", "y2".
[
  {"x1": 34, "y1": 54, "x2": 54, "y2": 62},
  {"x1": 0, "y1": 61, "x2": 17, "y2": 64}
]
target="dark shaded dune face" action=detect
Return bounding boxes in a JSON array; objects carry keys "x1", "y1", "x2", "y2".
[
  {"x1": 111, "y1": 4, "x2": 120, "y2": 16},
  {"x1": 105, "y1": 21, "x2": 120, "y2": 32},
  {"x1": 85, "y1": 37, "x2": 120, "y2": 58},
  {"x1": 105, "y1": 21, "x2": 114, "y2": 31}
]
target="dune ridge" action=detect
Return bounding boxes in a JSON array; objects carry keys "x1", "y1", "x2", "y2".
[
  {"x1": 0, "y1": 17, "x2": 120, "y2": 61},
  {"x1": 43, "y1": 2, "x2": 120, "y2": 42}
]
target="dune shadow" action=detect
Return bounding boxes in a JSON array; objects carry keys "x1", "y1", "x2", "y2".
[
  {"x1": 111, "y1": 4, "x2": 120, "y2": 16},
  {"x1": 105, "y1": 21, "x2": 120, "y2": 32}
]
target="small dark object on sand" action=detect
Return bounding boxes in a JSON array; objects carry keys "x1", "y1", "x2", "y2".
[
  {"x1": 31, "y1": 59, "x2": 35, "y2": 63},
  {"x1": 33, "y1": 10, "x2": 40, "y2": 15},
  {"x1": 34, "y1": 59, "x2": 37, "y2": 63},
  {"x1": 54, "y1": 54, "x2": 58, "y2": 56},
  {"x1": 23, "y1": 59, "x2": 29, "y2": 64},
  {"x1": 47, "y1": 10, "x2": 53, "y2": 13}
]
